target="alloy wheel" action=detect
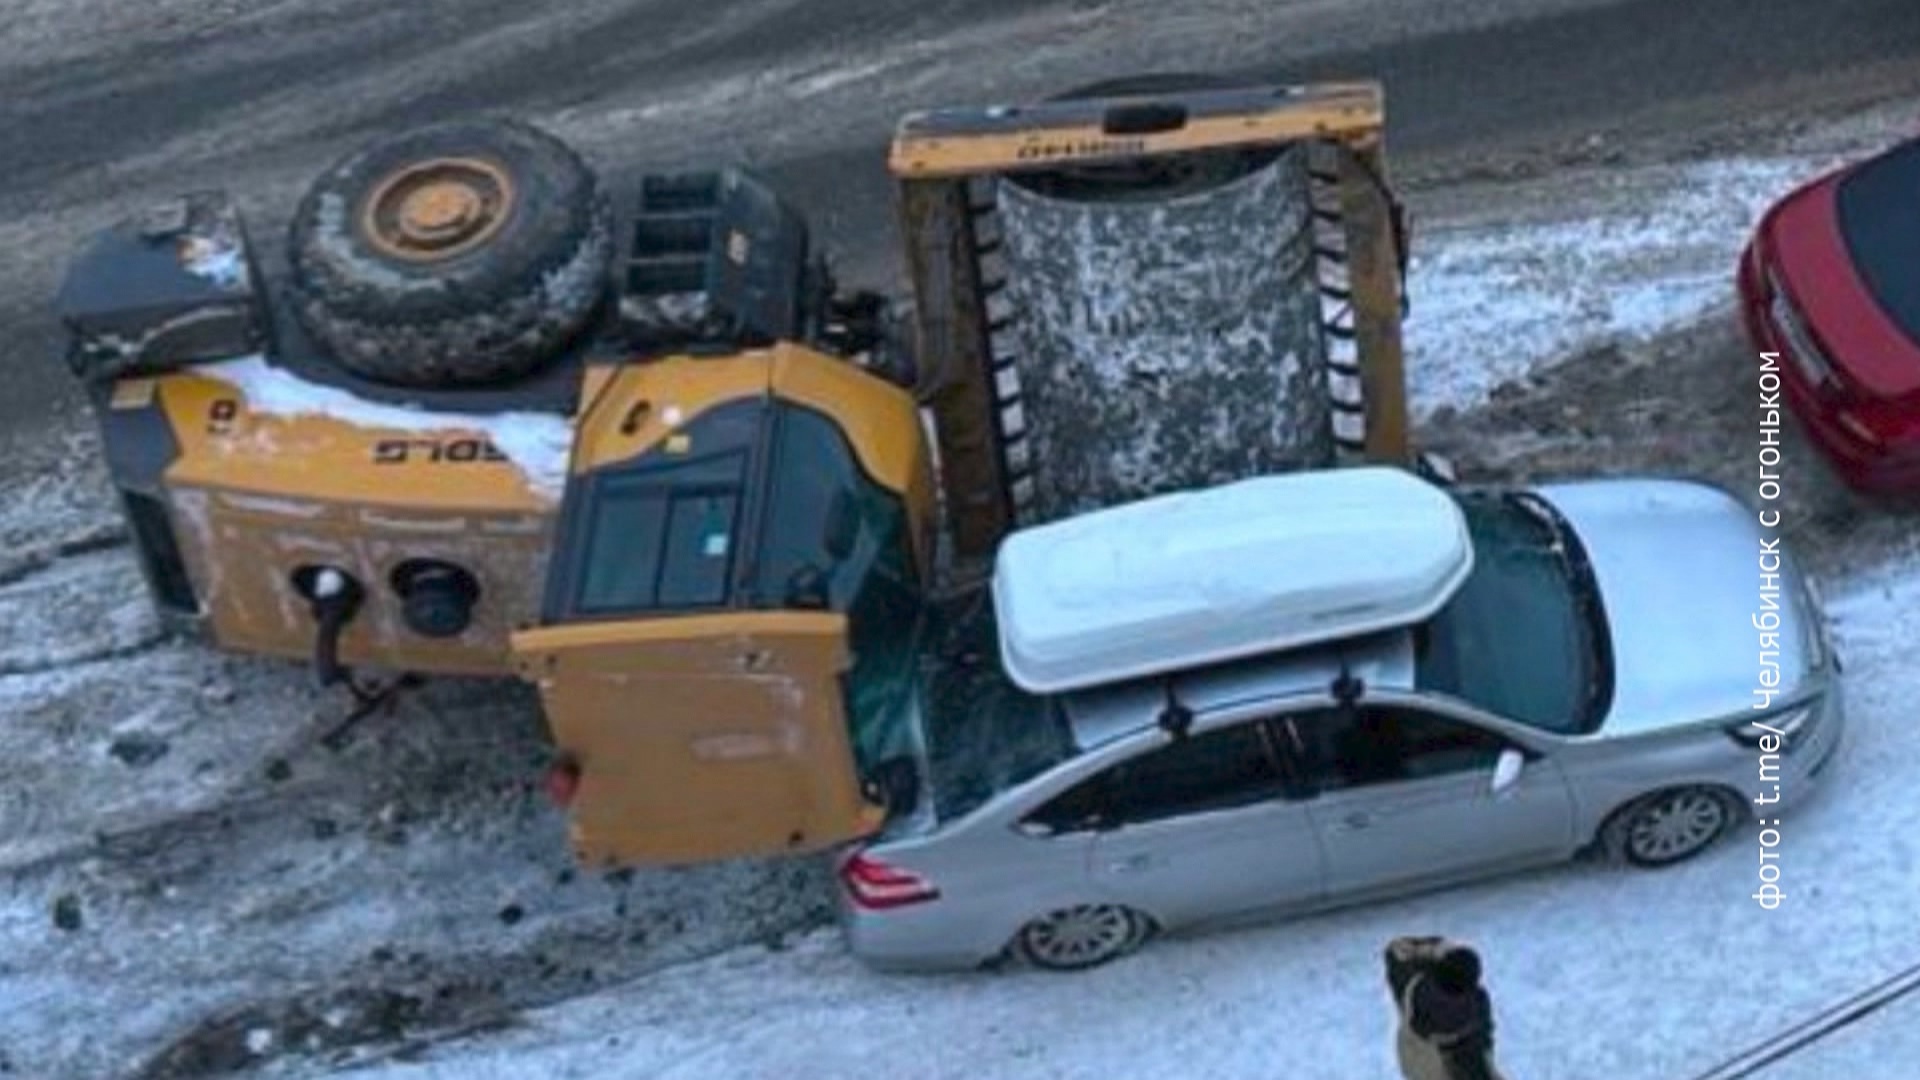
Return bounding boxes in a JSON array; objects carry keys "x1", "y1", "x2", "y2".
[
  {"x1": 1018, "y1": 904, "x2": 1144, "y2": 970},
  {"x1": 1625, "y1": 788, "x2": 1732, "y2": 865}
]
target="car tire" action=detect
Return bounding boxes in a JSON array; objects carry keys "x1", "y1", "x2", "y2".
[
  {"x1": 286, "y1": 117, "x2": 613, "y2": 388},
  {"x1": 1015, "y1": 904, "x2": 1150, "y2": 971},
  {"x1": 1603, "y1": 786, "x2": 1742, "y2": 868}
]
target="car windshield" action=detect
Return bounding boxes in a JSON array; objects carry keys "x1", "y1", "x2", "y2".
[
  {"x1": 1415, "y1": 490, "x2": 1609, "y2": 734},
  {"x1": 920, "y1": 593, "x2": 1079, "y2": 822},
  {"x1": 1835, "y1": 137, "x2": 1920, "y2": 347}
]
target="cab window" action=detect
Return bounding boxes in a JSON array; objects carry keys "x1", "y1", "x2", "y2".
[
  {"x1": 759, "y1": 406, "x2": 927, "y2": 768},
  {"x1": 573, "y1": 450, "x2": 746, "y2": 614},
  {"x1": 752, "y1": 405, "x2": 922, "y2": 605},
  {"x1": 549, "y1": 397, "x2": 762, "y2": 620},
  {"x1": 845, "y1": 557, "x2": 924, "y2": 770}
]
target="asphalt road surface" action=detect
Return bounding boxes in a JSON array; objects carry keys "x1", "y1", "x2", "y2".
[{"x1": 4, "y1": 0, "x2": 1918, "y2": 439}]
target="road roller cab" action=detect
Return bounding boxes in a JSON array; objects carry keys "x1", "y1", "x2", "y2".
[
  {"x1": 512, "y1": 341, "x2": 937, "y2": 865},
  {"x1": 57, "y1": 123, "x2": 933, "y2": 865}
]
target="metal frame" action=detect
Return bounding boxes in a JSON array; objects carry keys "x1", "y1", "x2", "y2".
[{"x1": 890, "y1": 80, "x2": 1410, "y2": 561}]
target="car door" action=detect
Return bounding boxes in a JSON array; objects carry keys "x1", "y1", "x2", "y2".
[
  {"x1": 1288, "y1": 702, "x2": 1576, "y2": 898},
  {"x1": 1026, "y1": 715, "x2": 1327, "y2": 929}
]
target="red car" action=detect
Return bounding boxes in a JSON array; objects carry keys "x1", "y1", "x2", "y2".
[{"x1": 1739, "y1": 135, "x2": 1920, "y2": 492}]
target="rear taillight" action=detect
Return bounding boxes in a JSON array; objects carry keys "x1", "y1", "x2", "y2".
[
  {"x1": 543, "y1": 759, "x2": 581, "y2": 807},
  {"x1": 839, "y1": 851, "x2": 939, "y2": 910}
]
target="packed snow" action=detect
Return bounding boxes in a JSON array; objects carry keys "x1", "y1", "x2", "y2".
[
  {"x1": 195, "y1": 355, "x2": 574, "y2": 499},
  {"x1": 1404, "y1": 155, "x2": 1847, "y2": 416}
]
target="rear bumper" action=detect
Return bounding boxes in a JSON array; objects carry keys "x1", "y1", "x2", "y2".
[
  {"x1": 834, "y1": 888, "x2": 1010, "y2": 972},
  {"x1": 1737, "y1": 241, "x2": 1920, "y2": 492}
]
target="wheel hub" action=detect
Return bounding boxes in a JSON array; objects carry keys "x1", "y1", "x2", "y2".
[
  {"x1": 361, "y1": 157, "x2": 514, "y2": 261},
  {"x1": 403, "y1": 184, "x2": 480, "y2": 233},
  {"x1": 1031, "y1": 905, "x2": 1129, "y2": 963},
  {"x1": 1631, "y1": 792, "x2": 1724, "y2": 859}
]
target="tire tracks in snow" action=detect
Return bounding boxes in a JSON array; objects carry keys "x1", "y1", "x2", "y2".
[
  {"x1": 0, "y1": 520, "x2": 127, "y2": 590},
  {"x1": 0, "y1": 526, "x2": 176, "y2": 679}
]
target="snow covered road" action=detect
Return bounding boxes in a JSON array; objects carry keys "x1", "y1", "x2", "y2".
[
  {"x1": 3, "y1": 98, "x2": 1919, "y2": 1079},
  {"x1": 1407, "y1": 155, "x2": 1841, "y2": 415}
]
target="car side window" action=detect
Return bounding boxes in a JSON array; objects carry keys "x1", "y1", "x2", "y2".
[
  {"x1": 1024, "y1": 721, "x2": 1286, "y2": 831},
  {"x1": 1294, "y1": 705, "x2": 1507, "y2": 792},
  {"x1": 1025, "y1": 772, "x2": 1109, "y2": 833}
]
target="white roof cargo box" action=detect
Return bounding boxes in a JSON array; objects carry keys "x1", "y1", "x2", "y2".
[{"x1": 991, "y1": 467, "x2": 1475, "y2": 694}]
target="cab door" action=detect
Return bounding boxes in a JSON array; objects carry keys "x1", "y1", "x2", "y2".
[{"x1": 511, "y1": 611, "x2": 884, "y2": 866}]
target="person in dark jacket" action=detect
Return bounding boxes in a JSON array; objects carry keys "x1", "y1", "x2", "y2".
[{"x1": 1385, "y1": 936, "x2": 1506, "y2": 1080}]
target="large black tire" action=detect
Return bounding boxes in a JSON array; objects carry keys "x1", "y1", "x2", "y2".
[{"x1": 287, "y1": 117, "x2": 612, "y2": 388}]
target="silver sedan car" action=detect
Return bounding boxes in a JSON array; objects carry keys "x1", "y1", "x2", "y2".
[{"x1": 834, "y1": 478, "x2": 1843, "y2": 971}]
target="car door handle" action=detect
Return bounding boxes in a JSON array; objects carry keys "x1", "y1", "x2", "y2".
[
  {"x1": 1107, "y1": 853, "x2": 1154, "y2": 874},
  {"x1": 1340, "y1": 811, "x2": 1373, "y2": 830}
]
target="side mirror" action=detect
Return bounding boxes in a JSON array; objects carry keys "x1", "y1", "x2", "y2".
[
  {"x1": 1490, "y1": 747, "x2": 1525, "y2": 796},
  {"x1": 823, "y1": 489, "x2": 859, "y2": 562},
  {"x1": 1415, "y1": 451, "x2": 1458, "y2": 486}
]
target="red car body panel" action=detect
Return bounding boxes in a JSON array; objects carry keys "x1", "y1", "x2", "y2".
[{"x1": 1736, "y1": 138, "x2": 1920, "y2": 492}]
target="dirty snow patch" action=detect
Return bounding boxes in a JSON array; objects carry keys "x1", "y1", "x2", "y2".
[
  {"x1": 196, "y1": 355, "x2": 572, "y2": 499},
  {"x1": 1404, "y1": 154, "x2": 1848, "y2": 415},
  {"x1": 0, "y1": 549, "x2": 163, "y2": 676},
  {"x1": 179, "y1": 236, "x2": 248, "y2": 290}
]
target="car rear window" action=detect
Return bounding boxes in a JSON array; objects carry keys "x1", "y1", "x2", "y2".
[
  {"x1": 921, "y1": 594, "x2": 1079, "y2": 823},
  {"x1": 1836, "y1": 138, "x2": 1920, "y2": 347},
  {"x1": 1414, "y1": 492, "x2": 1603, "y2": 734}
]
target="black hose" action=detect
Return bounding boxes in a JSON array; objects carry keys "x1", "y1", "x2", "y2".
[
  {"x1": 305, "y1": 571, "x2": 364, "y2": 689},
  {"x1": 314, "y1": 604, "x2": 350, "y2": 687}
]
